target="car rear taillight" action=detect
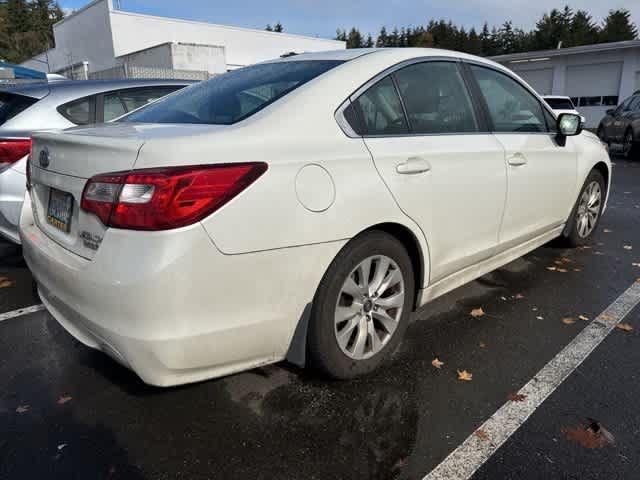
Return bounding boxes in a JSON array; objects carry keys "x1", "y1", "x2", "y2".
[
  {"x1": 0, "y1": 138, "x2": 31, "y2": 166},
  {"x1": 81, "y1": 163, "x2": 268, "y2": 230}
]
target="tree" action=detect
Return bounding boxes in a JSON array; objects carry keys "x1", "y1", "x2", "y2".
[
  {"x1": 569, "y1": 10, "x2": 600, "y2": 46},
  {"x1": 600, "y1": 9, "x2": 637, "y2": 43},
  {"x1": 364, "y1": 34, "x2": 374, "y2": 48},
  {"x1": 376, "y1": 26, "x2": 388, "y2": 47},
  {"x1": 273, "y1": 21, "x2": 283, "y2": 33},
  {"x1": 265, "y1": 24, "x2": 273, "y2": 31},
  {"x1": 346, "y1": 27, "x2": 363, "y2": 49}
]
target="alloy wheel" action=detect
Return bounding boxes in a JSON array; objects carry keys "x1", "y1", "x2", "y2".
[
  {"x1": 334, "y1": 255, "x2": 405, "y2": 360},
  {"x1": 576, "y1": 181, "x2": 602, "y2": 238}
]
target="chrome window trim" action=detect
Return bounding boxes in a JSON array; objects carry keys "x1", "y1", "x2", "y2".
[{"x1": 335, "y1": 55, "x2": 563, "y2": 139}]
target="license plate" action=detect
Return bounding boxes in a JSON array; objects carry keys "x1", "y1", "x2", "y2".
[{"x1": 47, "y1": 188, "x2": 74, "y2": 233}]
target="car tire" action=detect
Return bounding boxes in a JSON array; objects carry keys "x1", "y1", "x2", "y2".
[
  {"x1": 307, "y1": 231, "x2": 415, "y2": 379},
  {"x1": 562, "y1": 170, "x2": 606, "y2": 247},
  {"x1": 622, "y1": 129, "x2": 638, "y2": 160}
]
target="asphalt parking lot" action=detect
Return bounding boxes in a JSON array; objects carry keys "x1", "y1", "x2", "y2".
[{"x1": 1, "y1": 154, "x2": 639, "y2": 480}]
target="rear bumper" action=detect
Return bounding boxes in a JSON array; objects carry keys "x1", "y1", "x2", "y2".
[
  {"x1": 20, "y1": 194, "x2": 344, "y2": 386},
  {"x1": 0, "y1": 166, "x2": 26, "y2": 244}
]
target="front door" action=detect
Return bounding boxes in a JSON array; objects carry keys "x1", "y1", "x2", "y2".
[{"x1": 467, "y1": 64, "x2": 577, "y2": 249}]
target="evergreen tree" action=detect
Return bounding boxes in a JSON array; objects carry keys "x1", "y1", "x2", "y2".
[
  {"x1": 346, "y1": 27, "x2": 363, "y2": 49},
  {"x1": 265, "y1": 24, "x2": 273, "y2": 31},
  {"x1": 273, "y1": 21, "x2": 283, "y2": 33},
  {"x1": 376, "y1": 26, "x2": 388, "y2": 47},
  {"x1": 466, "y1": 27, "x2": 482, "y2": 55},
  {"x1": 569, "y1": 10, "x2": 599, "y2": 46},
  {"x1": 364, "y1": 34, "x2": 374, "y2": 48},
  {"x1": 600, "y1": 9, "x2": 638, "y2": 43}
]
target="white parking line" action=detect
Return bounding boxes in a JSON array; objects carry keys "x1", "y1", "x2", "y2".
[
  {"x1": 0, "y1": 304, "x2": 45, "y2": 323},
  {"x1": 424, "y1": 280, "x2": 640, "y2": 480}
]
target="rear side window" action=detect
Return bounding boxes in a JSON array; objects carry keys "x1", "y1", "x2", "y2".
[
  {"x1": 393, "y1": 62, "x2": 478, "y2": 134},
  {"x1": 58, "y1": 96, "x2": 96, "y2": 125},
  {"x1": 470, "y1": 65, "x2": 548, "y2": 133},
  {"x1": 118, "y1": 87, "x2": 182, "y2": 112},
  {"x1": 351, "y1": 76, "x2": 409, "y2": 135},
  {"x1": 0, "y1": 93, "x2": 38, "y2": 125},
  {"x1": 544, "y1": 98, "x2": 575, "y2": 110},
  {"x1": 124, "y1": 61, "x2": 344, "y2": 125}
]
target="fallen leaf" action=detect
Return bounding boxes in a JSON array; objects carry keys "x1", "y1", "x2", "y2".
[
  {"x1": 457, "y1": 370, "x2": 473, "y2": 381},
  {"x1": 600, "y1": 314, "x2": 614, "y2": 321},
  {"x1": 573, "y1": 268, "x2": 582, "y2": 272},
  {"x1": 508, "y1": 392, "x2": 527, "y2": 402},
  {"x1": 470, "y1": 307, "x2": 485, "y2": 318},
  {"x1": 15, "y1": 405, "x2": 30, "y2": 414},
  {"x1": 546, "y1": 266, "x2": 557, "y2": 271},
  {"x1": 500, "y1": 296, "x2": 507, "y2": 301},
  {"x1": 579, "y1": 245, "x2": 592, "y2": 250},
  {"x1": 554, "y1": 260, "x2": 563, "y2": 265},
  {"x1": 560, "y1": 257, "x2": 572, "y2": 263},
  {"x1": 475, "y1": 429, "x2": 489, "y2": 441},
  {"x1": 594, "y1": 251, "x2": 603, "y2": 255},
  {"x1": 515, "y1": 293, "x2": 524, "y2": 299},
  {"x1": 603, "y1": 229, "x2": 612, "y2": 233},
  {"x1": 556, "y1": 268, "x2": 568, "y2": 273},
  {"x1": 624, "y1": 245, "x2": 633, "y2": 250},
  {"x1": 392, "y1": 457, "x2": 409, "y2": 472},
  {"x1": 431, "y1": 357, "x2": 444, "y2": 369},
  {"x1": 532, "y1": 307, "x2": 538, "y2": 311},
  {"x1": 0, "y1": 277, "x2": 13, "y2": 288},
  {"x1": 57, "y1": 395, "x2": 72, "y2": 405},
  {"x1": 562, "y1": 317, "x2": 576, "y2": 325},
  {"x1": 578, "y1": 315, "x2": 589, "y2": 322},
  {"x1": 562, "y1": 419, "x2": 615, "y2": 449},
  {"x1": 478, "y1": 342, "x2": 487, "y2": 348},
  {"x1": 536, "y1": 316, "x2": 544, "y2": 320},
  {"x1": 57, "y1": 443, "x2": 67, "y2": 451},
  {"x1": 616, "y1": 323, "x2": 633, "y2": 332},
  {"x1": 632, "y1": 263, "x2": 640, "y2": 267}
]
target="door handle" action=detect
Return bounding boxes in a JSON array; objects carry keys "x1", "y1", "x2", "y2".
[
  {"x1": 396, "y1": 157, "x2": 431, "y2": 174},
  {"x1": 507, "y1": 153, "x2": 527, "y2": 166}
]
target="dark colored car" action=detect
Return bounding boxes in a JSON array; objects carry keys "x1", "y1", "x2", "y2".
[{"x1": 597, "y1": 93, "x2": 640, "y2": 159}]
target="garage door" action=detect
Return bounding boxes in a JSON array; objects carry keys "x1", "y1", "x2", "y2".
[
  {"x1": 516, "y1": 68, "x2": 553, "y2": 95},
  {"x1": 566, "y1": 62, "x2": 622, "y2": 128}
]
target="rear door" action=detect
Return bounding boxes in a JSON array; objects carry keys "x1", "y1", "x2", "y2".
[
  {"x1": 467, "y1": 63, "x2": 576, "y2": 250},
  {"x1": 353, "y1": 60, "x2": 507, "y2": 283}
]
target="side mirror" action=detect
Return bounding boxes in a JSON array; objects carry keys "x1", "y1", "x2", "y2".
[
  {"x1": 557, "y1": 113, "x2": 582, "y2": 136},
  {"x1": 606, "y1": 109, "x2": 615, "y2": 116}
]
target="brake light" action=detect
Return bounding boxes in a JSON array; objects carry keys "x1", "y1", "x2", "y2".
[
  {"x1": 0, "y1": 138, "x2": 31, "y2": 166},
  {"x1": 81, "y1": 163, "x2": 267, "y2": 230}
]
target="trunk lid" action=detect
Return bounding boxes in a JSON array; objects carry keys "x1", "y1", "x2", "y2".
[
  {"x1": 29, "y1": 122, "x2": 222, "y2": 259},
  {"x1": 30, "y1": 124, "x2": 146, "y2": 259}
]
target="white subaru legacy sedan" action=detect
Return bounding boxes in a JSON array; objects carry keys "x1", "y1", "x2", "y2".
[{"x1": 21, "y1": 49, "x2": 610, "y2": 386}]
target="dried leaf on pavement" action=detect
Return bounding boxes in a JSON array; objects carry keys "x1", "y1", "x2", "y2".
[
  {"x1": 470, "y1": 307, "x2": 485, "y2": 318},
  {"x1": 560, "y1": 257, "x2": 572, "y2": 263},
  {"x1": 616, "y1": 323, "x2": 633, "y2": 332},
  {"x1": 562, "y1": 317, "x2": 576, "y2": 325},
  {"x1": 603, "y1": 229, "x2": 612, "y2": 233},
  {"x1": 475, "y1": 429, "x2": 489, "y2": 441},
  {"x1": 457, "y1": 370, "x2": 473, "y2": 381},
  {"x1": 573, "y1": 268, "x2": 582, "y2": 272},
  {"x1": 600, "y1": 314, "x2": 614, "y2": 321},
  {"x1": 478, "y1": 342, "x2": 487, "y2": 348},
  {"x1": 546, "y1": 266, "x2": 557, "y2": 271},
  {"x1": 15, "y1": 405, "x2": 30, "y2": 414},
  {"x1": 0, "y1": 277, "x2": 13, "y2": 288},
  {"x1": 431, "y1": 357, "x2": 444, "y2": 369},
  {"x1": 536, "y1": 316, "x2": 544, "y2": 320},
  {"x1": 515, "y1": 293, "x2": 524, "y2": 299},
  {"x1": 562, "y1": 419, "x2": 615, "y2": 449},
  {"x1": 624, "y1": 245, "x2": 633, "y2": 250},
  {"x1": 578, "y1": 315, "x2": 589, "y2": 322},
  {"x1": 508, "y1": 392, "x2": 527, "y2": 402},
  {"x1": 57, "y1": 395, "x2": 73, "y2": 405},
  {"x1": 632, "y1": 263, "x2": 640, "y2": 267},
  {"x1": 556, "y1": 268, "x2": 568, "y2": 273}
]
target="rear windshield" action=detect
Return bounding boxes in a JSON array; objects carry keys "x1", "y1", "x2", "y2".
[
  {"x1": 0, "y1": 92, "x2": 38, "y2": 125},
  {"x1": 544, "y1": 98, "x2": 575, "y2": 110},
  {"x1": 123, "y1": 60, "x2": 344, "y2": 125}
]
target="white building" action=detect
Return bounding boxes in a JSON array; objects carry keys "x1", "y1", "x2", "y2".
[
  {"x1": 492, "y1": 40, "x2": 640, "y2": 128},
  {"x1": 21, "y1": 0, "x2": 345, "y2": 80}
]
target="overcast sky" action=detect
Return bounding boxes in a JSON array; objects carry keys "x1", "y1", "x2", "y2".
[{"x1": 60, "y1": 1, "x2": 639, "y2": 39}]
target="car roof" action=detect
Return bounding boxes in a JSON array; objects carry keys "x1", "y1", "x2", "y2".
[
  {"x1": 543, "y1": 95, "x2": 571, "y2": 100},
  {"x1": 1, "y1": 78, "x2": 197, "y2": 99}
]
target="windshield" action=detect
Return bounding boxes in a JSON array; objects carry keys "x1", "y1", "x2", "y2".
[
  {"x1": 544, "y1": 98, "x2": 575, "y2": 110},
  {"x1": 123, "y1": 60, "x2": 344, "y2": 125},
  {"x1": 0, "y1": 92, "x2": 38, "y2": 125}
]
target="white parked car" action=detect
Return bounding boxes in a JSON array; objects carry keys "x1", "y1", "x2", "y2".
[
  {"x1": 21, "y1": 49, "x2": 611, "y2": 387},
  {"x1": 543, "y1": 95, "x2": 586, "y2": 125}
]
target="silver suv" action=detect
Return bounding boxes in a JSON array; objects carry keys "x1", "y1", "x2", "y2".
[{"x1": 0, "y1": 79, "x2": 195, "y2": 243}]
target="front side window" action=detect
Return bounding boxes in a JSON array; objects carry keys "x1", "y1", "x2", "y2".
[
  {"x1": 351, "y1": 76, "x2": 408, "y2": 135},
  {"x1": 470, "y1": 65, "x2": 548, "y2": 133},
  {"x1": 123, "y1": 61, "x2": 344, "y2": 125},
  {"x1": 393, "y1": 62, "x2": 478, "y2": 134}
]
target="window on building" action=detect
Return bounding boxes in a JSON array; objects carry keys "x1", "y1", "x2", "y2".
[
  {"x1": 470, "y1": 65, "x2": 547, "y2": 133},
  {"x1": 579, "y1": 97, "x2": 602, "y2": 107},
  {"x1": 351, "y1": 76, "x2": 409, "y2": 135},
  {"x1": 393, "y1": 62, "x2": 478, "y2": 134},
  {"x1": 602, "y1": 96, "x2": 619, "y2": 106}
]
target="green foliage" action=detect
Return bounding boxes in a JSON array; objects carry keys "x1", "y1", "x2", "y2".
[
  {"x1": 336, "y1": 5, "x2": 638, "y2": 56},
  {"x1": 0, "y1": 0, "x2": 64, "y2": 63}
]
